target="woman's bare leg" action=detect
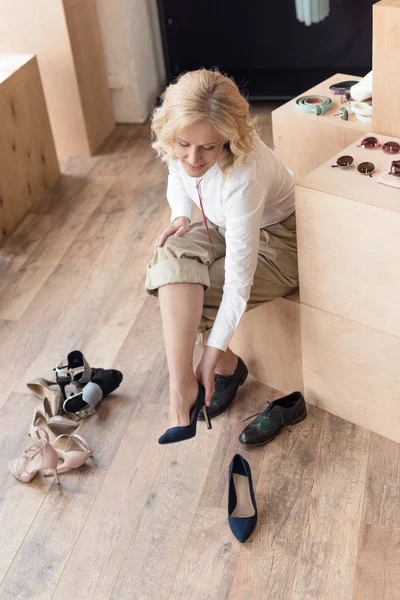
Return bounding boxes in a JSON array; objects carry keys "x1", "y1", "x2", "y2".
[{"x1": 159, "y1": 282, "x2": 204, "y2": 426}]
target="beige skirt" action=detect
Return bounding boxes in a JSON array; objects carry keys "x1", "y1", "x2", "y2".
[{"x1": 145, "y1": 212, "x2": 299, "y2": 345}]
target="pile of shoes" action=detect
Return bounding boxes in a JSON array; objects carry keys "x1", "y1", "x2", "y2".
[{"x1": 9, "y1": 350, "x2": 123, "y2": 485}]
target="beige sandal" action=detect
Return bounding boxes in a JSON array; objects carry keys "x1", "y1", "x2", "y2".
[
  {"x1": 27, "y1": 377, "x2": 62, "y2": 415},
  {"x1": 42, "y1": 433, "x2": 93, "y2": 476},
  {"x1": 27, "y1": 378, "x2": 78, "y2": 436},
  {"x1": 9, "y1": 428, "x2": 60, "y2": 484}
]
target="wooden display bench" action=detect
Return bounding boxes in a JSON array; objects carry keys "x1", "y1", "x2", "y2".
[
  {"x1": 231, "y1": 290, "x2": 303, "y2": 394},
  {"x1": 296, "y1": 133, "x2": 400, "y2": 443},
  {"x1": 272, "y1": 73, "x2": 371, "y2": 179},
  {"x1": 0, "y1": 0, "x2": 115, "y2": 157},
  {"x1": 0, "y1": 54, "x2": 60, "y2": 241}
]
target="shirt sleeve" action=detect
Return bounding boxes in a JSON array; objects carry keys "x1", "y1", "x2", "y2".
[
  {"x1": 206, "y1": 176, "x2": 265, "y2": 351},
  {"x1": 167, "y1": 161, "x2": 193, "y2": 223}
]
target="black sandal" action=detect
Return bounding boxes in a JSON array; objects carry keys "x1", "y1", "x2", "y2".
[
  {"x1": 62, "y1": 367, "x2": 123, "y2": 415},
  {"x1": 54, "y1": 350, "x2": 123, "y2": 416}
]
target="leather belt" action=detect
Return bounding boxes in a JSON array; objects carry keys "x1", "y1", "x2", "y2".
[{"x1": 296, "y1": 95, "x2": 333, "y2": 116}]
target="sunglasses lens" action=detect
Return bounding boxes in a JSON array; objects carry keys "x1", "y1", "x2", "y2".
[
  {"x1": 357, "y1": 161, "x2": 375, "y2": 175},
  {"x1": 390, "y1": 161, "x2": 400, "y2": 177},
  {"x1": 382, "y1": 141, "x2": 400, "y2": 154},
  {"x1": 337, "y1": 155, "x2": 353, "y2": 167},
  {"x1": 361, "y1": 136, "x2": 378, "y2": 148}
]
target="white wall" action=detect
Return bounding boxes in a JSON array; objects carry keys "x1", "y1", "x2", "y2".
[{"x1": 95, "y1": 0, "x2": 166, "y2": 123}]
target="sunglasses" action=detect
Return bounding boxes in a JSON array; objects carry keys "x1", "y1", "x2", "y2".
[
  {"x1": 331, "y1": 155, "x2": 375, "y2": 177},
  {"x1": 357, "y1": 137, "x2": 400, "y2": 154},
  {"x1": 329, "y1": 80, "x2": 359, "y2": 95},
  {"x1": 388, "y1": 160, "x2": 400, "y2": 177}
]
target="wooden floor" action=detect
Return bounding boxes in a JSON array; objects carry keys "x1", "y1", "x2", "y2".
[{"x1": 1, "y1": 107, "x2": 399, "y2": 600}]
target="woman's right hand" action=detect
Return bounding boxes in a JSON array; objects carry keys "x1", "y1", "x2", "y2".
[{"x1": 153, "y1": 216, "x2": 190, "y2": 254}]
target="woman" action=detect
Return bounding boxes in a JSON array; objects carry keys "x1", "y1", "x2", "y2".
[{"x1": 146, "y1": 69, "x2": 299, "y2": 444}]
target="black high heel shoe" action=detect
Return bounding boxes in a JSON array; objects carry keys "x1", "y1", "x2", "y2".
[
  {"x1": 228, "y1": 454, "x2": 257, "y2": 543},
  {"x1": 158, "y1": 382, "x2": 212, "y2": 445}
]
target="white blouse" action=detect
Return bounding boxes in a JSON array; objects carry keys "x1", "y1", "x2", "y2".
[{"x1": 166, "y1": 136, "x2": 295, "y2": 351}]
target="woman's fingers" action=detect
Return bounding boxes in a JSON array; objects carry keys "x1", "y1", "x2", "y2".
[
  {"x1": 204, "y1": 376, "x2": 215, "y2": 406},
  {"x1": 174, "y1": 226, "x2": 185, "y2": 237},
  {"x1": 153, "y1": 225, "x2": 178, "y2": 253}
]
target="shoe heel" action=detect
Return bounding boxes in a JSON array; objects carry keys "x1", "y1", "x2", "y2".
[
  {"x1": 52, "y1": 470, "x2": 61, "y2": 485},
  {"x1": 240, "y1": 367, "x2": 249, "y2": 386},
  {"x1": 290, "y1": 412, "x2": 307, "y2": 425},
  {"x1": 202, "y1": 406, "x2": 212, "y2": 430}
]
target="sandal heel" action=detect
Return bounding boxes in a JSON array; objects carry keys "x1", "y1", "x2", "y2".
[{"x1": 203, "y1": 406, "x2": 212, "y2": 430}]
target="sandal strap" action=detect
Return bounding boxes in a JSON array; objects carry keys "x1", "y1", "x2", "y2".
[
  {"x1": 29, "y1": 426, "x2": 49, "y2": 442},
  {"x1": 52, "y1": 433, "x2": 92, "y2": 453},
  {"x1": 82, "y1": 381, "x2": 103, "y2": 408}
]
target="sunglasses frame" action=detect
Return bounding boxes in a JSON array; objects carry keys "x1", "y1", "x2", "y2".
[
  {"x1": 357, "y1": 137, "x2": 400, "y2": 154},
  {"x1": 331, "y1": 155, "x2": 375, "y2": 177},
  {"x1": 388, "y1": 160, "x2": 400, "y2": 177}
]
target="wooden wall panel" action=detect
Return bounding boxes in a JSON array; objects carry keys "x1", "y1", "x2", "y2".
[
  {"x1": 301, "y1": 304, "x2": 400, "y2": 444},
  {"x1": 231, "y1": 292, "x2": 303, "y2": 394},
  {"x1": 0, "y1": 0, "x2": 114, "y2": 157},
  {"x1": 296, "y1": 186, "x2": 400, "y2": 339},
  {"x1": 373, "y1": 1, "x2": 400, "y2": 138},
  {"x1": 0, "y1": 55, "x2": 60, "y2": 240}
]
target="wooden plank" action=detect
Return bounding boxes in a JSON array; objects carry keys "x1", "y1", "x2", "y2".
[
  {"x1": 0, "y1": 489, "x2": 93, "y2": 599},
  {"x1": 296, "y1": 186, "x2": 400, "y2": 338},
  {"x1": 290, "y1": 413, "x2": 370, "y2": 600},
  {"x1": 301, "y1": 304, "x2": 400, "y2": 443},
  {"x1": 0, "y1": 262, "x2": 85, "y2": 410},
  {"x1": 12, "y1": 180, "x2": 169, "y2": 393},
  {"x1": 169, "y1": 506, "x2": 238, "y2": 600},
  {"x1": 0, "y1": 55, "x2": 60, "y2": 240},
  {"x1": 171, "y1": 379, "x2": 288, "y2": 600},
  {"x1": 108, "y1": 416, "x2": 223, "y2": 599},
  {"x1": 0, "y1": 393, "x2": 34, "y2": 488},
  {"x1": 0, "y1": 295, "x2": 175, "y2": 592},
  {"x1": 362, "y1": 433, "x2": 400, "y2": 527},
  {"x1": 50, "y1": 403, "x2": 166, "y2": 600},
  {"x1": 0, "y1": 176, "x2": 115, "y2": 321},
  {"x1": 354, "y1": 525, "x2": 400, "y2": 600},
  {"x1": 230, "y1": 404, "x2": 323, "y2": 600},
  {"x1": 0, "y1": 319, "x2": 13, "y2": 354},
  {"x1": 0, "y1": 473, "x2": 52, "y2": 584}
]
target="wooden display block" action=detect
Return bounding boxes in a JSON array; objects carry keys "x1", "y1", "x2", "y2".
[
  {"x1": 230, "y1": 290, "x2": 303, "y2": 394},
  {"x1": 0, "y1": 54, "x2": 60, "y2": 241},
  {"x1": 296, "y1": 132, "x2": 400, "y2": 442},
  {"x1": 0, "y1": 0, "x2": 115, "y2": 157},
  {"x1": 296, "y1": 133, "x2": 400, "y2": 338},
  {"x1": 301, "y1": 304, "x2": 400, "y2": 444},
  {"x1": 272, "y1": 73, "x2": 370, "y2": 179},
  {"x1": 373, "y1": 0, "x2": 400, "y2": 138}
]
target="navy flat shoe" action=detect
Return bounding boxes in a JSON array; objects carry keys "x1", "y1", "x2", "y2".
[
  {"x1": 158, "y1": 382, "x2": 211, "y2": 445},
  {"x1": 228, "y1": 454, "x2": 257, "y2": 543}
]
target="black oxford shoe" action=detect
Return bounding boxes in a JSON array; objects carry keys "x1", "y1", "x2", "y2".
[
  {"x1": 198, "y1": 357, "x2": 248, "y2": 420},
  {"x1": 239, "y1": 391, "x2": 307, "y2": 447}
]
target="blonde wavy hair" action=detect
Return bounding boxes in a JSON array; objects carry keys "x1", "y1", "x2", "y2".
[{"x1": 151, "y1": 69, "x2": 257, "y2": 171}]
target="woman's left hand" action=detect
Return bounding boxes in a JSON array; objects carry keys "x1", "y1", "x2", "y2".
[{"x1": 195, "y1": 346, "x2": 223, "y2": 406}]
